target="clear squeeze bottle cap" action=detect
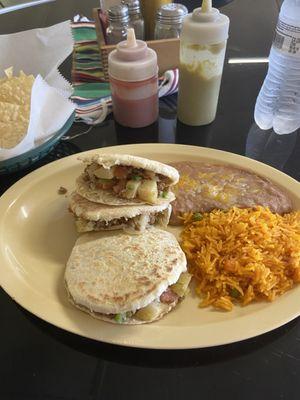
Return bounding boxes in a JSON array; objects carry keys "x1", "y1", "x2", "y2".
[
  {"x1": 181, "y1": 0, "x2": 229, "y2": 45},
  {"x1": 108, "y1": 28, "x2": 157, "y2": 82}
]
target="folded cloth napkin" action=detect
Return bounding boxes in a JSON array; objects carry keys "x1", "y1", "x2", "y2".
[{"x1": 71, "y1": 17, "x2": 179, "y2": 125}]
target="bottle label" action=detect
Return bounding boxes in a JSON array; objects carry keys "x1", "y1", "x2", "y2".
[{"x1": 273, "y1": 18, "x2": 300, "y2": 55}]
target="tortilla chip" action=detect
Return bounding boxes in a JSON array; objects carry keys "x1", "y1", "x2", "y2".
[
  {"x1": 0, "y1": 102, "x2": 20, "y2": 122},
  {"x1": 0, "y1": 75, "x2": 34, "y2": 105},
  {"x1": 0, "y1": 121, "x2": 28, "y2": 149},
  {"x1": 4, "y1": 66, "x2": 14, "y2": 79},
  {"x1": 0, "y1": 68, "x2": 34, "y2": 149}
]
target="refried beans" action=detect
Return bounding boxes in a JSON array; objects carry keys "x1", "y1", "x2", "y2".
[{"x1": 169, "y1": 162, "x2": 293, "y2": 225}]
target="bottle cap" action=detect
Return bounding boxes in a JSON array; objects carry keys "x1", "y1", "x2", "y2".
[
  {"x1": 108, "y1": 29, "x2": 157, "y2": 82},
  {"x1": 181, "y1": 0, "x2": 229, "y2": 45}
]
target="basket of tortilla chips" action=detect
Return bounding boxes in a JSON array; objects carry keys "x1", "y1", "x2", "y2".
[
  {"x1": 0, "y1": 21, "x2": 76, "y2": 174},
  {"x1": 0, "y1": 68, "x2": 75, "y2": 174}
]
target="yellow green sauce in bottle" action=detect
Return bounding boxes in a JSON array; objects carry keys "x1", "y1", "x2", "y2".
[{"x1": 177, "y1": 0, "x2": 230, "y2": 126}]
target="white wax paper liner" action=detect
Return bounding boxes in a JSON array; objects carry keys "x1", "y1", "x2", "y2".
[
  {"x1": 0, "y1": 21, "x2": 76, "y2": 161},
  {"x1": 0, "y1": 20, "x2": 73, "y2": 90}
]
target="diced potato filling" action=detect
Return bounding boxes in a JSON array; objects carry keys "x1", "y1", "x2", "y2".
[
  {"x1": 170, "y1": 272, "x2": 192, "y2": 297},
  {"x1": 112, "y1": 273, "x2": 192, "y2": 323},
  {"x1": 123, "y1": 180, "x2": 141, "y2": 199},
  {"x1": 93, "y1": 166, "x2": 115, "y2": 179},
  {"x1": 137, "y1": 180, "x2": 158, "y2": 203},
  {"x1": 135, "y1": 302, "x2": 162, "y2": 321}
]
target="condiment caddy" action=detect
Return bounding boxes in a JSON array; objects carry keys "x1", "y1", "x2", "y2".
[
  {"x1": 94, "y1": 0, "x2": 230, "y2": 127},
  {"x1": 93, "y1": 4, "x2": 180, "y2": 80}
]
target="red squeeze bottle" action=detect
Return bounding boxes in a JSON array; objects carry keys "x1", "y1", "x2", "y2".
[{"x1": 108, "y1": 28, "x2": 158, "y2": 128}]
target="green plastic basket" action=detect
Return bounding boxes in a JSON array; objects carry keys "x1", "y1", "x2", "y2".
[{"x1": 0, "y1": 112, "x2": 75, "y2": 175}]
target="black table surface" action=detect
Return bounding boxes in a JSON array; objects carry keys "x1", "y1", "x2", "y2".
[{"x1": 1, "y1": 1, "x2": 300, "y2": 399}]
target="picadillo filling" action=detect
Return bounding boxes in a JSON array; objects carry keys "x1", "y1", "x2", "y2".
[
  {"x1": 68, "y1": 273, "x2": 191, "y2": 323},
  {"x1": 109, "y1": 272, "x2": 191, "y2": 323},
  {"x1": 74, "y1": 209, "x2": 169, "y2": 233},
  {"x1": 83, "y1": 163, "x2": 172, "y2": 203}
]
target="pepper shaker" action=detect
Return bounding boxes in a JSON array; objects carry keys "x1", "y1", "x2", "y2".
[
  {"x1": 106, "y1": 4, "x2": 130, "y2": 45},
  {"x1": 154, "y1": 3, "x2": 188, "y2": 40},
  {"x1": 122, "y1": 0, "x2": 145, "y2": 40},
  {"x1": 140, "y1": 0, "x2": 172, "y2": 39}
]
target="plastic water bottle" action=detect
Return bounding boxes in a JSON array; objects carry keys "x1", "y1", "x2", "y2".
[{"x1": 254, "y1": 0, "x2": 300, "y2": 135}]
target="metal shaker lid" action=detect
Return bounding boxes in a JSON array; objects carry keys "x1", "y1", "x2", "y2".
[
  {"x1": 157, "y1": 3, "x2": 188, "y2": 24},
  {"x1": 121, "y1": 0, "x2": 141, "y2": 15},
  {"x1": 108, "y1": 5, "x2": 130, "y2": 22}
]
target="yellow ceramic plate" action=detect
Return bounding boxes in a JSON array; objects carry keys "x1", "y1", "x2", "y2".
[{"x1": 0, "y1": 144, "x2": 299, "y2": 349}]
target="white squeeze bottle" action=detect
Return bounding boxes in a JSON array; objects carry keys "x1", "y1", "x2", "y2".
[
  {"x1": 255, "y1": 0, "x2": 300, "y2": 134},
  {"x1": 177, "y1": 0, "x2": 229, "y2": 126}
]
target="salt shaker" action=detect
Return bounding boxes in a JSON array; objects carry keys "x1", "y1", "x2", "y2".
[
  {"x1": 122, "y1": 0, "x2": 145, "y2": 40},
  {"x1": 177, "y1": 0, "x2": 230, "y2": 125},
  {"x1": 108, "y1": 28, "x2": 158, "y2": 128},
  {"x1": 140, "y1": 0, "x2": 172, "y2": 39},
  {"x1": 154, "y1": 3, "x2": 188, "y2": 40},
  {"x1": 106, "y1": 4, "x2": 130, "y2": 45}
]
